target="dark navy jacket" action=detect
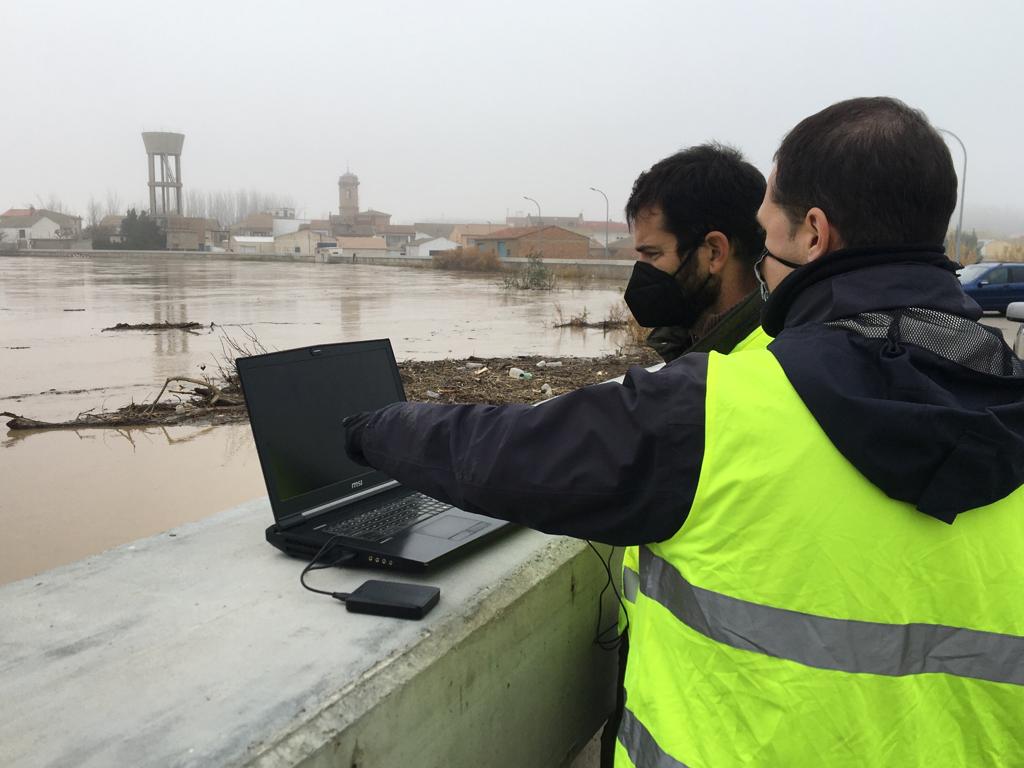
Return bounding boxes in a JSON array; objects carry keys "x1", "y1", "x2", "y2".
[{"x1": 348, "y1": 248, "x2": 1024, "y2": 544}]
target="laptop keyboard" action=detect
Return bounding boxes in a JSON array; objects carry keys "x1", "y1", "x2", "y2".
[{"x1": 324, "y1": 494, "x2": 450, "y2": 542}]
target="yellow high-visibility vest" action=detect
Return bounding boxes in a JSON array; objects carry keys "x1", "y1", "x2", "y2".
[
  {"x1": 616, "y1": 347, "x2": 1024, "y2": 767},
  {"x1": 620, "y1": 325, "x2": 771, "y2": 633}
]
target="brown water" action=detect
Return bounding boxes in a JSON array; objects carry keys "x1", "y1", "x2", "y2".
[{"x1": 0, "y1": 254, "x2": 631, "y2": 584}]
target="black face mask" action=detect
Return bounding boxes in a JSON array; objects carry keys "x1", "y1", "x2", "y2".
[{"x1": 624, "y1": 253, "x2": 714, "y2": 328}]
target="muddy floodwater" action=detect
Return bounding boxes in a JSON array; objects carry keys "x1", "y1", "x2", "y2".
[{"x1": 0, "y1": 254, "x2": 632, "y2": 584}]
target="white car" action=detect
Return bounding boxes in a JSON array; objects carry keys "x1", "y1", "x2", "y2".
[{"x1": 1007, "y1": 302, "x2": 1024, "y2": 358}]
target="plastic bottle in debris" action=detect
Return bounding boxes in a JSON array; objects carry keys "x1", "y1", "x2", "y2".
[{"x1": 509, "y1": 367, "x2": 534, "y2": 380}]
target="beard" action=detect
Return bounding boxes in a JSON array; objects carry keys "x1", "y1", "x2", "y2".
[{"x1": 672, "y1": 264, "x2": 721, "y2": 330}]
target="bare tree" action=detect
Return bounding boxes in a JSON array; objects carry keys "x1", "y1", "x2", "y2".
[
  {"x1": 234, "y1": 189, "x2": 250, "y2": 222},
  {"x1": 165, "y1": 188, "x2": 300, "y2": 227},
  {"x1": 43, "y1": 195, "x2": 65, "y2": 213},
  {"x1": 104, "y1": 189, "x2": 122, "y2": 218},
  {"x1": 86, "y1": 197, "x2": 103, "y2": 230},
  {"x1": 186, "y1": 189, "x2": 207, "y2": 219}
]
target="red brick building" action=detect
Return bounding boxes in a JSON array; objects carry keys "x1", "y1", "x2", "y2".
[{"x1": 468, "y1": 225, "x2": 590, "y2": 260}]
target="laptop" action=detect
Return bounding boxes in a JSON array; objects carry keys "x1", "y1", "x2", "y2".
[{"x1": 236, "y1": 339, "x2": 511, "y2": 571}]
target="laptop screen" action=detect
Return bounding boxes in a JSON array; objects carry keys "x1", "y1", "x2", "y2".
[{"x1": 237, "y1": 339, "x2": 406, "y2": 526}]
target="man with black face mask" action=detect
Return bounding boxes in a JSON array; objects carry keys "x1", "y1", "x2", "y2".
[
  {"x1": 610, "y1": 143, "x2": 769, "y2": 766},
  {"x1": 622, "y1": 144, "x2": 767, "y2": 362}
]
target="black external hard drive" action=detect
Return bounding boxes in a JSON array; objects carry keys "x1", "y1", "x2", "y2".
[{"x1": 345, "y1": 580, "x2": 440, "y2": 620}]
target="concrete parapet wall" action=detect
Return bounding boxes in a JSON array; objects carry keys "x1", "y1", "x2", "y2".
[{"x1": 0, "y1": 499, "x2": 620, "y2": 767}]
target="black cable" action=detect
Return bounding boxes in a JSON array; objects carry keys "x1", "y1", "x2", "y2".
[
  {"x1": 586, "y1": 540, "x2": 630, "y2": 651},
  {"x1": 300, "y1": 535, "x2": 358, "y2": 600}
]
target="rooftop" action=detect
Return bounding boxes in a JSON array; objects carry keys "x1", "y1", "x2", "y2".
[{"x1": 472, "y1": 225, "x2": 588, "y2": 241}]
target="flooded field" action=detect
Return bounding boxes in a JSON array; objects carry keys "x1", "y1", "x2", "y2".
[{"x1": 0, "y1": 254, "x2": 632, "y2": 584}]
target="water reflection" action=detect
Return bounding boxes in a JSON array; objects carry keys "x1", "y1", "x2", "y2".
[{"x1": 0, "y1": 423, "x2": 265, "y2": 585}]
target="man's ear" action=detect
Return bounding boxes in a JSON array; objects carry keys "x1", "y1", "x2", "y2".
[
  {"x1": 803, "y1": 207, "x2": 843, "y2": 262},
  {"x1": 704, "y1": 230, "x2": 731, "y2": 274}
]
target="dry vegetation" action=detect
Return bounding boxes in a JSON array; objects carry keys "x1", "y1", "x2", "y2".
[
  {"x1": 624, "y1": 311, "x2": 649, "y2": 348},
  {"x1": 431, "y1": 246, "x2": 501, "y2": 272},
  {"x1": 553, "y1": 301, "x2": 630, "y2": 330}
]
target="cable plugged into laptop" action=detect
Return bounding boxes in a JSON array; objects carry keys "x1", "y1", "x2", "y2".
[{"x1": 300, "y1": 535, "x2": 441, "y2": 620}]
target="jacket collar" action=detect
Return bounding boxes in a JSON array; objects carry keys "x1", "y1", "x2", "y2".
[{"x1": 762, "y1": 245, "x2": 969, "y2": 336}]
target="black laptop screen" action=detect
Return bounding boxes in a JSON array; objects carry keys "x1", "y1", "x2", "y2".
[{"x1": 237, "y1": 340, "x2": 405, "y2": 522}]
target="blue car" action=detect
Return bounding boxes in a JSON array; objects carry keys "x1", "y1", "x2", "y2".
[{"x1": 958, "y1": 262, "x2": 1024, "y2": 313}]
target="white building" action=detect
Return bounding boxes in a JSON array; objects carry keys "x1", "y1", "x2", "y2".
[
  {"x1": 404, "y1": 236, "x2": 459, "y2": 259},
  {"x1": 229, "y1": 235, "x2": 276, "y2": 255},
  {"x1": 0, "y1": 207, "x2": 82, "y2": 247}
]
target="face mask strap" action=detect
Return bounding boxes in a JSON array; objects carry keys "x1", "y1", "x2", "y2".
[{"x1": 761, "y1": 247, "x2": 804, "y2": 271}]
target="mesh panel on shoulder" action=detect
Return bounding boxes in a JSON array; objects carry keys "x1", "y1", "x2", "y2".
[{"x1": 826, "y1": 308, "x2": 1024, "y2": 377}]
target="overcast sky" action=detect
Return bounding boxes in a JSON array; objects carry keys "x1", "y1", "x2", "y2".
[{"x1": 3, "y1": 0, "x2": 1022, "y2": 232}]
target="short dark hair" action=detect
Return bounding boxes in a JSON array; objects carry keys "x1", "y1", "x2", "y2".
[
  {"x1": 772, "y1": 97, "x2": 957, "y2": 247},
  {"x1": 625, "y1": 143, "x2": 767, "y2": 265}
]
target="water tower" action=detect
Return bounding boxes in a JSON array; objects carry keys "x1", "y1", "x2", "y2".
[{"x1": 142, "y1": 131, "x2": 185, "y2": 216}]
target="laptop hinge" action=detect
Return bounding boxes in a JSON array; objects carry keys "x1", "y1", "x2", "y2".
[{"x1": 279, "y1": 479, "x2": 401, "y2": 529}]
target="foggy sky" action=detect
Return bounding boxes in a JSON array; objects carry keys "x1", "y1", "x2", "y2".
[{"x1": 3, "y1": 0, "x2": 1022, "y2": 233}]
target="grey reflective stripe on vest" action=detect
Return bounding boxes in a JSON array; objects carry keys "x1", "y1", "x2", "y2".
[
  {"x1": 623, "y1": 565, "x2": 639, "y2": 603},
  {"x1": 639, "y1": 546, "x2": 1024, "y2": 687},
  {"x1": 618, "y1": 705, "x2": 690, "y2": 768}
]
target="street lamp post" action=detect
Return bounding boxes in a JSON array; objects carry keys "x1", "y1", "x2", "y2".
[
  {"x1": 523, "y1": 196, "x2": 541, "y2": 226},
  {"x1": 590, "y1": 186, "x2": 609, "y2": 258},
  {"x1": 938, "y1": 128, "x2": 967, "y2": 264}
]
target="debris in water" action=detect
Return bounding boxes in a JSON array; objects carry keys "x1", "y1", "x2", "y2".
[{"x1": 102, "y1": 321, "x2": 204, "y2": 332}]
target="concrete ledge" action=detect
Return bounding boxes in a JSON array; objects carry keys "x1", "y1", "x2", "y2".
[{"x1": 0, "y1": 499, "x2": 620, "y2": 767}]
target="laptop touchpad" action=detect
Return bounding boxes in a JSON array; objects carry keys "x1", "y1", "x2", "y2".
[{"x1": 415, "y1": 515, "x2": 485, "y2": 540}]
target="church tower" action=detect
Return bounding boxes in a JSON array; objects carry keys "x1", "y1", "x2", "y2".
[{"x1": 338, "y1": 171, "x2": 359, "y2": 225}]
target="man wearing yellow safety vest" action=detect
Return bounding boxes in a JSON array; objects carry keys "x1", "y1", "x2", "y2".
[
  {"x1": 612, "y1": 143, "x2": 771, "y2": 767},
  {"x1": 345, "y1": 96, "x2": 1024, "y2": 766}
]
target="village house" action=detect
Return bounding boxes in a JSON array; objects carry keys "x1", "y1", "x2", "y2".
[
  {"x1": 165, "y1": 215, "x2": 226, "y2": 250},
  {"x1": 229, "y1": 235, "x2": 276, "y2": 255},
  {"x1": 335, "y1": 236, "x2": 388, "y2": 257},
  {"x1": 379, "y1": 224, "x2": 419, "y2": 250},
  {"x1": 468, "y1": 225, "x2": 590, "y2": 260},
  {"x1": 403, "y1": 236, "x2": 459, "y2": 259},
  {"x1": 96, "y1": 214, "x2": 127, "y2": 245},
  {"x1": 0, "y1": 207, "x2": 82, "y2": 249},
  {"x1": 505, "y1": 214, "x2": 584, "y2": 229},
  {"x1": 229, "y1": 212, "x2": 274, "y2": 238},
  {"x1": 412, "y1": 222, "x2": 457, "y2": 240},
  {"x1": 274, "y1": 229, "x2": 323, "y2": 256},
  {"x1": 448, "y1": 223, "x2": 505, "y2": 246}
]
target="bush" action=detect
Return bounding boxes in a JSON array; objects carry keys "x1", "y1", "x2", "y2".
[
  {"x1": 503, "y1": 250, "x2": 557, "y2": 290},
  {"x1": 431, "y1": 246, "x2": 501, "y2": 272}
]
